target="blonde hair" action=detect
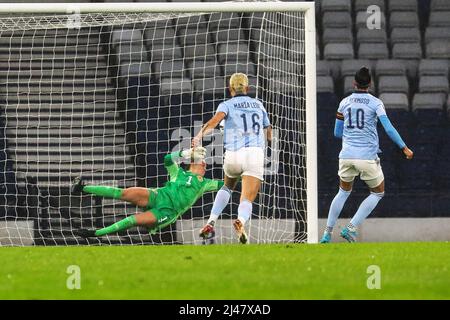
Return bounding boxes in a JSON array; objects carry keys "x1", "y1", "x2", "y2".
[{"x1": 229, "y1": 73, "x2": 249, "y2": 94}]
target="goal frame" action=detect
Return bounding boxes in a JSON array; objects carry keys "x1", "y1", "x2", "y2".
[{"x1": 0, "y1": 1, "x2": 317, "y2": 244}]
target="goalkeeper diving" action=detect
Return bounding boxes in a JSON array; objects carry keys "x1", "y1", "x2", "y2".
[{"x1": 74, "y1": 147, "x2": 223, "y2": 238}]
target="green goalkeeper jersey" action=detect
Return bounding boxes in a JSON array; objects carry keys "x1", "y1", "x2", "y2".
[{"x1": 150, "y1": 152, "x2": 224, "y2": 217}]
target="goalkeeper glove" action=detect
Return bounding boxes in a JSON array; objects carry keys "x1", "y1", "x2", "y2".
[{"x1": 180, "y1": 147, "x2": 206, "y2": 162}]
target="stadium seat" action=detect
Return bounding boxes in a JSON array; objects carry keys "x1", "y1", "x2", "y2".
[
  {"x1": 355, "y1": 0, "x2": 385, "y2": 12},
  {"x1": 316, "y1": 76, "x2": 335, "y2": 94},
  {"x1": 212, "y1": 29, "x2": 247, "y2": 44},
  {"x1": 392, "y1": 42, "x2": 422, "y2": 59},
  {"x1": 115, "y1": 44, "x2": 148, "y2": 64},
  {"x1": 378, "y1": 75, "x2": 409, "y2": 95},
  {"x1": 119, "y1": 62, "x2": 152, "y2": 78},
  {"x1": 418, "y1": 76, "x2": 449, "y2": 94},
  {"x1": 428, "y1": 11, "x2": 450, "y2": 27},
  {"x1": 356, "y1": 28, "x2": 387, "y2": 44},
  {"x1": 355, "y1": 11, "x2": 386, "y2": 30},
  {"x1": 217, "y1": 42, "x2": 251, "y2": 65},
  {"x1": 358, "y1": 43, "x2": 389, "y2": 60},
  {"x1": 111, "y1": 29, "x2": 143, "y2": 47},
  {"x1": 152, "y1": 60, "x2": 185, "y2": 80},
  {"x1": 390, "y1": 27, "x2": 421, "y2": 44},
  {"x1": 424, "y1": 27, "x2": 450, "y2": 44},
  {"x1": 177, "y1": 26, "x2": 209, "y2": 47},
  {"x1": 375, "y1": 59, "x2": 407, "y2": 77},
  {"x1": 431, "y1": 0, "x2": 450, "y2": 11},
  {"x1": 340, "y1": 59, "x2": 372, "y2": 77},
  {"x1": 324, "y1": 43, "x2": 354, "y2": 60},
  {"x1": 320, "y1": 0, "x2": 351, "y2": 12},
  {"x1": 175, "y1": 12, "x2": 208, "y2": 28},
  {"x1": 159, "y1": 77, "x2": 192, "y2": 96},
  {"x1": 258, "y1": 60, "x2": 300, "y2": 80},
  {"x1": 208, "y1": 12, "x2": 242, "y2": 30},
  {"x1": 316, "y1": 60, "x2": 331, "y2": 77},
  {"x1": 149, "y1": 43, "x2": 183, "y2": 62},
  {"x1": 322, "y1": 28, "x2": 353, "y2": 45},
  {"x1": 183, "y1": 43, "x2": 216, "y2": 60},
  {"x1": 322, "y1": 12, "x2": 352, "y2": 29},
  {"x1": 412, "y1": 93, "x2": 447, "y2": 110},
  {"x1": 186, "y1": 58, "x2": 222, "y2": 79},
  {"x1": 387, "y1": 0, "x2": 418, "y2": 12},
  {"x1": 193, "y1": 77, "x2": 227, "y2": 100},
  {"x1": 426, "y1": 41, "x2": 450, "y2": 59},
  {"x1": 389, "y1": 12, "x2": 419, "y2": 31},
  {"x1": 418, "y1": 59, "x2": 449, "y2": 77},
  {"x1": 144, "y1": 28, "x2": 177, "y2": 46},
  {"x1": 379, "y1": 93, "x2": 409, "y2": 110}
]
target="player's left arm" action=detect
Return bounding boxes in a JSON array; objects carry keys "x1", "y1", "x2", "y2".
[
  {"x1": 164, "y1": 148, "x2": 207, "y2": 180},
  {"x1": 164, "y1": 151, "x2": 183, "y2": 181}
]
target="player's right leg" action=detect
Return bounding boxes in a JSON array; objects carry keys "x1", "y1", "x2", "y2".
[
  {"x1": 233, "y1": 175, "x2": 262, "y2": 244},
  {"x1": 71, "y1": 177, "x2": 150, "y2": 207},
  {"x1": 199, "y1": 151, "x2": 240, "y2": 240},
  {"x1": 320, "y1": 159, "x2": 355, "y2": 243},
  {"x1": 199, "y1": 175, "x2": 238, "y2": 240},
  {"x1": 341, "y1": 159, "x2": 385, "y2": 243}
]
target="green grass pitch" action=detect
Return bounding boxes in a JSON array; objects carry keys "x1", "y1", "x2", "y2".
[{"x1": 0, "y1": 242, "x2": 448, "y2": 299}]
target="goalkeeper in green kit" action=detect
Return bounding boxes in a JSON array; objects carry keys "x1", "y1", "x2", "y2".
[{"x1": 74, "y1": 147, "x2": 223, "y2": 237}]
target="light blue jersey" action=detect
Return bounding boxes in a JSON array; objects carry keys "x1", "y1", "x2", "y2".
[
  {"x1": 337, "y1": 92, "x2": 387, "y2": 160},
  {"x1": 216, "y1": 94, "x2": 271, "y2": 151}
]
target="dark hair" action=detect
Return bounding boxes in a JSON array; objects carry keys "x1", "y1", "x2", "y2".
[{"x1": 355, "y1": 67, "x2": 371, "y2": 89}]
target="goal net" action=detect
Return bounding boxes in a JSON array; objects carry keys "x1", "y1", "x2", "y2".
[{"x1": 0, "y1": 1, "x2": 317, "y2": 246}]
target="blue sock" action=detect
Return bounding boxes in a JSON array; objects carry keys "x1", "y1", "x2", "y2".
[
  {"x1": 326, "y1": 188, "x2": 352, "y2": 232},
  {"x1": 350, "y1": 192, "x2": 384, "y2": 227},
  {"x1": 237, "y1": 199, "x2": 252, "y2": 225},
  {"x1": 208, "y1": 186, "x2": 232, "y2": 225}
]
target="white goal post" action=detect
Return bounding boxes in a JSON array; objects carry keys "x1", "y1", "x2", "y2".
[{"x1": 0, "y1": 1, "x2": 317, "y2": 245}]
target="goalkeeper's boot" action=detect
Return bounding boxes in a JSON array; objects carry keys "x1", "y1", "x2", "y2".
[
  {"x1": 340, "y1": 226, "x2": 357, "y2": 243},
  {"x1": 233, "y1": 219, "x2": 248, "y2": 244},
  {"x1": 75, "y1": 228, "x2": 97, "y2": 238},
  {"x1": 319, "y1": 231, "x2": 332, "y2": 243},
  {"x1": 199, "y1": 223, "x2": 215, "y2": 240},
  {"x1": 71, "y1": 177, "x2": 85, "y2": 195}
]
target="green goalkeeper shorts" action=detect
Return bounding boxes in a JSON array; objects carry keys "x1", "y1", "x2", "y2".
[{"x1": 145, "y1": 188, "x2": 179, "y2": 234}]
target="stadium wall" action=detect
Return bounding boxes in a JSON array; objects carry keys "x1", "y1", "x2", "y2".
[{"x1": 318, "y1": 218, "x2": 450, "y2": 242}]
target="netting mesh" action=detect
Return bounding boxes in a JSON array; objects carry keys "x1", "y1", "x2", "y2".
[{"x1": 0, "y1": 7, "x2": 307, "y2": 246}]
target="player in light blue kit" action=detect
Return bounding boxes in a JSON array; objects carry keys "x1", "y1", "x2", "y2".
[
  {"x1": 192, "y1": 73, "x2": 272, "y2": 244},
  {"x1": 320, "y1": 67, "x2": 414, "y2": 243}
]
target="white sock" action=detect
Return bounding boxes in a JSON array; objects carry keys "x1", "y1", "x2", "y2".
[
  {"x1": 237, "y1": 199, "x2": 252, "y2": 225},
  {"x1": 207, "y1": 186, "x2": 231, "y2": 225}
]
